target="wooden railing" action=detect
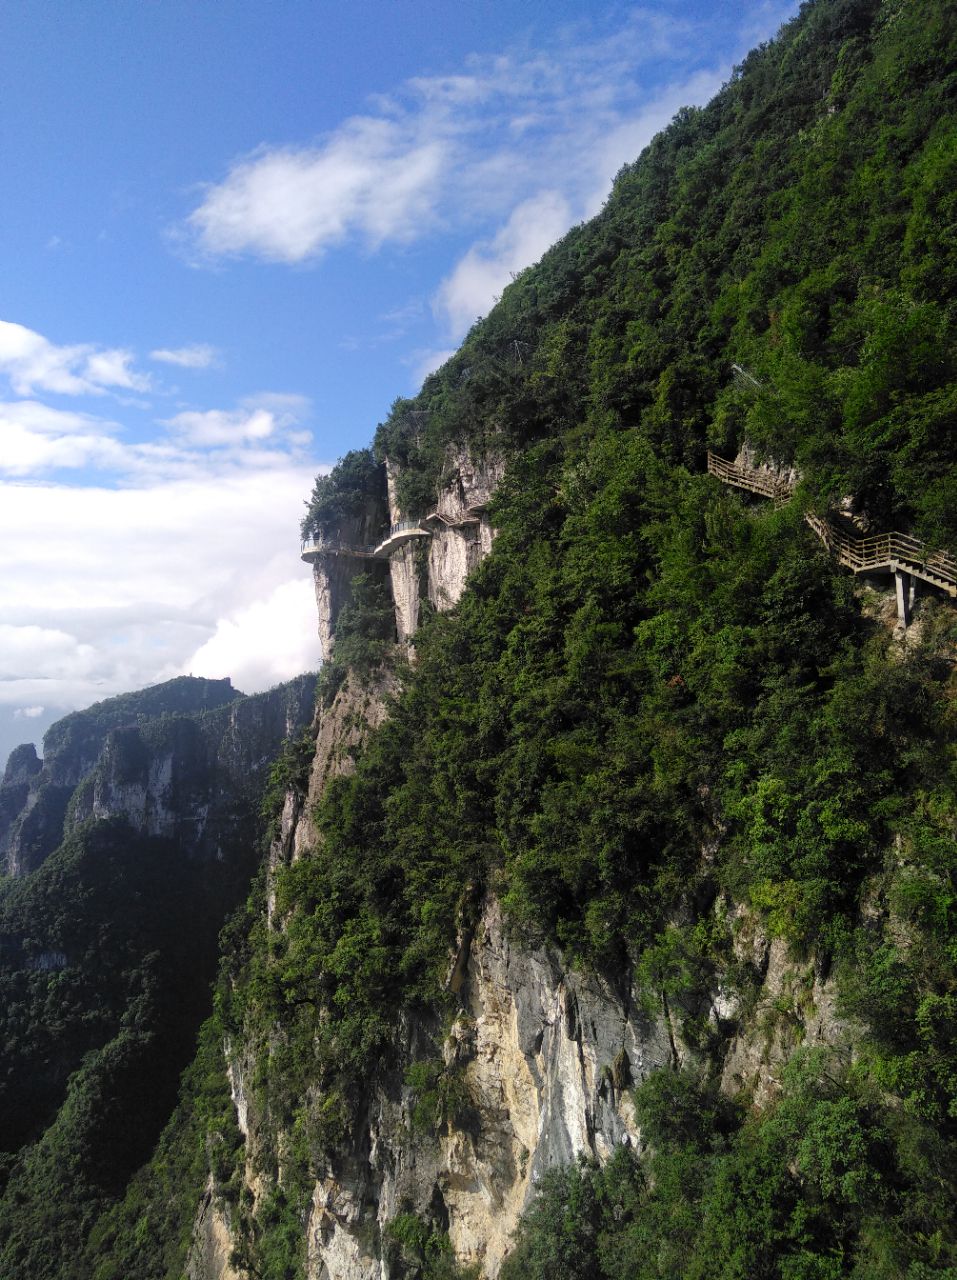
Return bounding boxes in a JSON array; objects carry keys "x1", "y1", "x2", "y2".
[
  {"x1": 706, "y1": 452, "x2": 792, "y2": 504},
  {"x1": 804, "y1": 513, "x2": 957, "y2": 594},
  {"x1": 709, "y1": 453, "x2": 957, "y2": 598}
]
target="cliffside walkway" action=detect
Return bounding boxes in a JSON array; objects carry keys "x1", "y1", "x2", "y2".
[
  {"x1": 303, "y1": 516, "x2": 473, "y2": 565},
  {"x1": 706, "y1": 452, "x2": 957, "y2": 625},
  {"x1": 706, "y1": 452, "x2": 793, "y2": 506},
  {"x1": 423, "y1": 509, "x2": 480, "y2": 529},
  {"x1": 300, "y1": 536, "x2": 378, "y2": 563}
]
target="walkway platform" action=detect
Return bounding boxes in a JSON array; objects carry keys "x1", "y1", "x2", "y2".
[
  {"x1": 422, "y1": 509, "x2": 481, "y2": 529},
  {"x1": 301, "y1": 537, "x2": 377, "y2": 563}
]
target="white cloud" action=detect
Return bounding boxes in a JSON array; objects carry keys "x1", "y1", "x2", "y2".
[
  {"x1": 0, "y1": 391, "x2": 313, "y2": 482},
  {"x1": 0, "y1": 399, "x2": 119, "y2": 434},
  {"x1": 162, "y1": 392, "x2": 312, "y2": 451},
  {"x1": 0, "y1": 377, "x2": 326, "y2": 720},
  {"x1": 0, "y1": 401, "x2": 129, "y2": 475},
  {"x1": 185, "y1": 123, "x2": 446, "y2": 263},
  {"x1": 0, "y1": 320, "x2": 150, "y2": 397},
  {"x1": 184, "y1": 579, "x2": 323, "y2": 685},
  {"x1": 425, "y1": 66, "x2": 728, "y2": 345},
  {"x1": 150, "y1": 344, "x2": 219, "y2": 369},
  {"x1": 165, "y1": 406, "x2": 279, "y2": 447},
  {"x1": 0, "y1": 624, "x2": 100, "y2": 688},
  {"x1": 13, "y1": 705, "x2": 45, "y2": 718},
  {"x1": 0, "y1": 422, "x2": 126, "y2": 475},
  {"x1": 434, "y1": 191, "x2": 572, "y2": 339}
]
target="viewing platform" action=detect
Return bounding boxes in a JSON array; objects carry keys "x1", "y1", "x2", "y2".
[
  {"x1": 372, "y1": 520, "x2": 432, "y2": 558},
  {"x1": 300, "y1": 536, "x2": 378, "y2": 563}
]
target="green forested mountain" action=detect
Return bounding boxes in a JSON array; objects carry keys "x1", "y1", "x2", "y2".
[{"x1": 4, "y1": 1, "x2": 957, "y2": 1277}]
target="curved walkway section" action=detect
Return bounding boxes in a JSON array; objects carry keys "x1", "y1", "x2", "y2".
[{"x1": 372, "y1": 521, "x2": 432, "y2": 558}]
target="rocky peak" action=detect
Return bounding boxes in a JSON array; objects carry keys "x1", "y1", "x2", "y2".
[{"x1": 2, "y1": 743, "x2": 41, "y2": 786}]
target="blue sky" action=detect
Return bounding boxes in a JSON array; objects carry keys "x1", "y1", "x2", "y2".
[{"x1": 0, "y1": 0, "x2": 800, "y2": 769}]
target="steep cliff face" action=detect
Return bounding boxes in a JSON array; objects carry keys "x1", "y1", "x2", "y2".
[
  {"x1": 306, "y1": 463, "x2": 392, "y2": 659},
  {"x1": 296, "y1": 896, "x2": 672, "y2": 1280},
  {"x1": 387, "y1": 446, "x2": 505, "y2": 625},
  {"x1": 313, "y1": 554, "x2": 393, "y2": 661},
  {"x1": 264, "y1": 669, "x2": 398, "y2": 926},
  {"x1": 13, "y1": 4, "x2": 953, "y2": 1276},
  {"x1": 0, "y1": 676, "x2": 321, "y2": 1279},
  {"x1": 211, "y1": 748, "x2": 854, "y2": 1280}
]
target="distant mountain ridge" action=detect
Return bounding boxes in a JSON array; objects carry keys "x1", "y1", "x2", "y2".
[{"x1": 0, "y1": 675, "x2": 312, "y2": 876}]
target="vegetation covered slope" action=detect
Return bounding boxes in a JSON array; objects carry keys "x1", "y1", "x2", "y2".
[{"x1": 15, "y1": 1, "x2": 957, "y2": 1277}]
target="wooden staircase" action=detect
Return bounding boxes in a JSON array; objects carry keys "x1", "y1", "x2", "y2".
[
  {"x1": 706, "y1": 452, "x2": 793, "y2": 506},
  {"x1": 802, "y1": 513, "x2": 957, "y2": 597},
  {"x1": 707, "y1": 452, "x2": 957, "y2": 622}
]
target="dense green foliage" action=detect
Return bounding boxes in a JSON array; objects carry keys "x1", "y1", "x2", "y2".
[
  {"x1": 300, "y1": 447, "x2": 387, "y2": 541},
  {"x1": 82, "y1": 1011, "x2": 243, "y2": 1280},
  {"x1": 376, "y1": 0, "x2": 957, "y2": 547},
  {"x1": 216, "y1": 2, "x2": 957, "y2": 1273},
  {"x1": 42, "y1": 676, "x2": 239, "y2": 760},
  {"x1": 0, "y1": 679, "x2": 316, "y2": 1280},
  {"x1": 0, "y1": 818, "x2": 250, "y2": 1279},
  {"x1": 501, "y1": 1056, "x2": 957, "y2": 1278},
  {"x1": 318, "y1": 570, "x2": 400, "y2": 697},
  {"x1": 8, "y1": 1, "x2": 957, "y2": 1276}
]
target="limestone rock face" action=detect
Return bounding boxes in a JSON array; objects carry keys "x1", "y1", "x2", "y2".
[
  {"x1": 187, "y1": 1180, "x2": 242, "y2": 1280},
  {"x1": 2, "y1": 743, "x2": 42, "y2": 786},
  {"x1": 283, "y1": 895, "x2": 672, "y2": 1279},
  {"x1": 426, "y1": 526, "x2": 480, "y2": 612},
  {"x1": 312, "y1": 445, "x2": 505, "y2": 658},
  {"x1": 421, "y1": 444, "x2": 504, "y2": 618},
  {"x1": 414, "y1": 898, "x2": 669, "y2": 1277},
  {"x1": 293, "y1": 670, "x2": 396, "y2": 861},
  {"x1": 719, "y1": 906, "x2": 854, "y2": 1106},
  {"x1": 221, "y1": 894, "x2": 672, "y2": 1280},
  {"x1": 388, "y1": 541, "x2": 425, "y2": 645},
  {"x1": 389, "y1": 444, "x2": 505, "y2": 635},
  {"x1": 192, "y1": 679, "x2": 855, "y2": 1280},
  {"x1": 313, "y1": 554, "x2": 393, "y2": 661},
  {"x1": 736, "y1": 442, "x2": 802, "y2": 495}
]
